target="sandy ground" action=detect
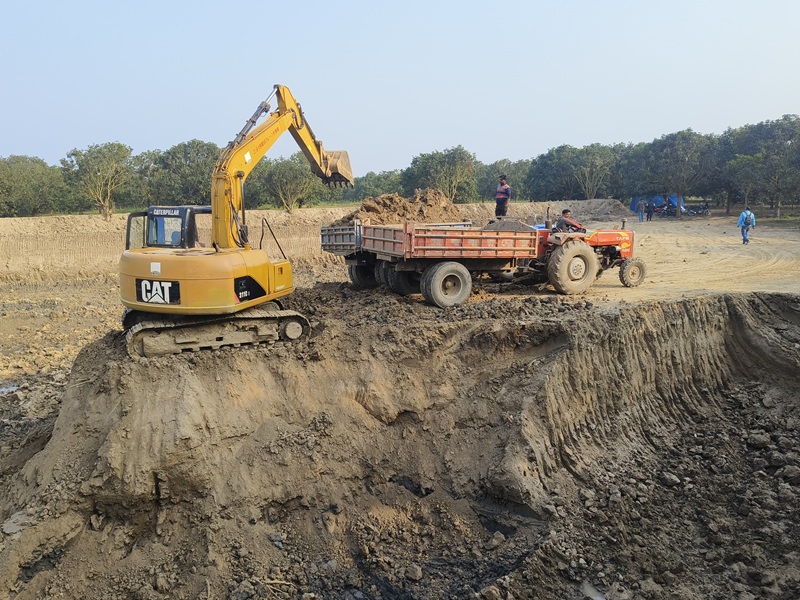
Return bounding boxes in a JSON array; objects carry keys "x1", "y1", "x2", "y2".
[{"x1": 1, "y1": 199, "x2": 799, "y2": 600}]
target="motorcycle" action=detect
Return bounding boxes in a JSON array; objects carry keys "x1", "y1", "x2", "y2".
[
  {"x1": 688, "y1": 202, "x2": 710, "y2": 216},
  {"x1": 659, "y1": 203, "x2": 695, "y2": 218},
  {"x1": 659, "y1": 204, "x2": 678, "y2": 218}
]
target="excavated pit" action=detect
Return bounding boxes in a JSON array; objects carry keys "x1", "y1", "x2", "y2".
[{"x1": 1, "y1": 290, "x2": 798, "y2": 599}]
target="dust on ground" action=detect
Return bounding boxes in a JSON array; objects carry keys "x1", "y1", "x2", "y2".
[{"x1": 1, "y1": 194, "x2": 799, "y2": 600}]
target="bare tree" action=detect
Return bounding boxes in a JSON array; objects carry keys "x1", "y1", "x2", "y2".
[
  {"x1": 725, "y1": 154, "x2": 763, "y2": 210},
  {"x1": 572, "y1": 144, "x2": 615, "y2": 199},
  {"x1": 61, "y1": 143, "x2": 132, "y2": 220},
  {"x1": 262, "y1": 154, "x2": 318, "y2": 213}
]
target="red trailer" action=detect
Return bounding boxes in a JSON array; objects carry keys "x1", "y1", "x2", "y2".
[{"x1": 323, "y1": 220, "x2": 645, "y2": 307}]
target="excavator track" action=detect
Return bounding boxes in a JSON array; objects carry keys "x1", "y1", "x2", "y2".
[{"x1": 124, "y1": 304, "x2": 310, "y2": 358}]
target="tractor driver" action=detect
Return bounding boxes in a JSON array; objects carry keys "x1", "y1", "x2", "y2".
[{"x1": 553, "y1": 209, "x2": 586, "y2": 233}]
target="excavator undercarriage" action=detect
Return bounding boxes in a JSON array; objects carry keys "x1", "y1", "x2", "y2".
[{"x1": 123, "y1": 303, "x2": 310, "y2": 358}]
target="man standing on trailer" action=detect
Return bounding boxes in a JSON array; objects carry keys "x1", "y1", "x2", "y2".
[{"x1": 495, "y1": 175, "x2": 512, "y2": 217}]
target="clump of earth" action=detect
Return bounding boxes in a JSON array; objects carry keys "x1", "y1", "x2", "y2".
[
  {"x1": 1, "y1": 195, "x2": 799, "y2": 600},
  {"x1": 328, "y1": 189, "x2": 466, "y2": 226}
]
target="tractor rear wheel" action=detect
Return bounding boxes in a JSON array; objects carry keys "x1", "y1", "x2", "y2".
[
  {"x1": 421, "y1": 261, "x2": 472, "y2": 307},
  {"x1": 619, "y1": 258, "x2": 646, "y2": 287},
  {"x1": 547, "y1": 241, "x2": 599, "y2": 294}
]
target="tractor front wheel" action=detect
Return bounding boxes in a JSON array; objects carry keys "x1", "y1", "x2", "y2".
[{"x1": 619, "y1": 258, "x2": 646, "y2": 287}]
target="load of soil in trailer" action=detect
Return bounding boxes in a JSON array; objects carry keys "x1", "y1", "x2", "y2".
[{"x1": 327, "y1": 189, "x2": 466, "y2": 226}]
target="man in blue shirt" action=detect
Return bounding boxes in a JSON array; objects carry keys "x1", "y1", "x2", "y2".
[{"x1": 736, "y1": 207, "x2": 756, "y2": 245}]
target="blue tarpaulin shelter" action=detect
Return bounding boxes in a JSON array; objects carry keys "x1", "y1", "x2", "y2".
[{"x1": 630, "y1": 194, "x2": 683, "y2": 212}]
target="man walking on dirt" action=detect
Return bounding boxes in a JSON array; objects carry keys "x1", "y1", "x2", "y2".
[
  {"x1": 737, "y1": 206, "x2": 756, "y2": 244},
  {"x1": 495, "y1": 175, "x2": 512, "y2": 217}
]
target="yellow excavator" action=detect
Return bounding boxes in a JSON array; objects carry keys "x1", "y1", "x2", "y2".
[{"x1": 119, "y1": 84, "x2": 353, "y2": 357}]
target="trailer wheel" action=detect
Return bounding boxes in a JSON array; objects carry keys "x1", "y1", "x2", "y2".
[
  {"x1": 374, "y1": 260, "x2": 392, "y2": 286},
  {"x1": 619, "y1": 258, "x2": 646, "y2": 287},
  {"x1": 348, "y1": 264, "x2": 379, "y2": 289},
  {"x1": 421, "y1": 262, "x2": 472, "y2": 307},
  {"x1": 387, "y1": 270, "x2": 422, "y2": 296},
  {"x1": 547, "y1": 240, "x2": 599, "y2": 295}
]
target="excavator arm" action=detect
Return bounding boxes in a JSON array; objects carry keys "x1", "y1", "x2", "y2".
[{"x1": 211, "y1": 84, "x2": 353, "y2": 249}]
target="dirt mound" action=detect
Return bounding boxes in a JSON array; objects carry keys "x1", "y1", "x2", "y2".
[{"x1": 328, "y1": 189, "x2": 465, "y2": 226}]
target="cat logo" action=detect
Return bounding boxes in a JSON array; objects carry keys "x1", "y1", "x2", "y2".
[{"x1": 137, "y1": 280, "x2": 180, "y2": 304}]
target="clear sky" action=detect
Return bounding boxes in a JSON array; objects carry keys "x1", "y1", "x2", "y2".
[{"x1": 2, "y1": 0, "x2": 798, "y2": 175}]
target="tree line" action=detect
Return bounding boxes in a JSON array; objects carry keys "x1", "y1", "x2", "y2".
[{"x1": 1, "y1": 115, "x2": 798, "y2": 219}]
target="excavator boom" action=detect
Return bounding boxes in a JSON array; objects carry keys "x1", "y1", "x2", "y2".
[{"x1": 212, "y1": 84, "x2": 353, "y2": 250}]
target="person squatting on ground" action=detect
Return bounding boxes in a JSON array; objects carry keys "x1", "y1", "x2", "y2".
[
  {"x1": 495, "y1": 175, "x2": 512, "y2": 217},
  {"x1": 553, "y1": 209, "x2": 586, "y2": 233},
  {"x1": 737, "y1": 206, "x2": 756, "y2": 244}
]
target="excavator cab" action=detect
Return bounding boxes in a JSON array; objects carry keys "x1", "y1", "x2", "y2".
[{"x1": 125, "y1": 206, "x2": 211, "y2": 250}]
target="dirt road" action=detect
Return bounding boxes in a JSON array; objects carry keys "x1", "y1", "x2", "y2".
[{"x1": 1, "y1": 201, "x2": 799, "y2": 599}]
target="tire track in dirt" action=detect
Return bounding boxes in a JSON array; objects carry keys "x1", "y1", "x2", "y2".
[{"x1": 584, "y1": 219, "x2": 800, "y2": 302}]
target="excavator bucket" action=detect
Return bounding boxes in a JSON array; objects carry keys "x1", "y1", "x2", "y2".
[{"x1": 324, "y1": 150, "x2": 354, "y2": 187}]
